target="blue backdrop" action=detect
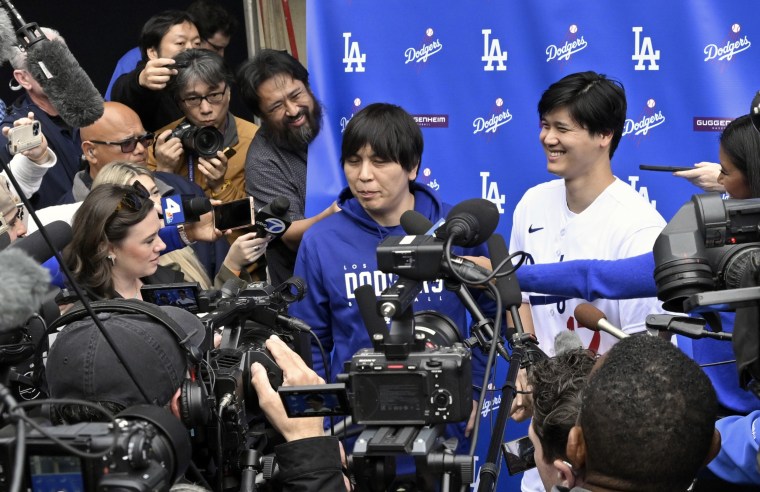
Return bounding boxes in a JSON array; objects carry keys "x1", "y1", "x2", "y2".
[{"x1": 304, "y1": 1, "x2": 759, "y2": 489}]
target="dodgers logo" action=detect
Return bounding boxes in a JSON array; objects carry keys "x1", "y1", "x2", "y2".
[
  {"x1": 704, "y1": 24, "x2": 751, "y2": 62},
  {"x1": 624, "y1": 99, "x2": 666, "y2": 137},
  {"x1": 264, "y1": 218, "x2": 287, "y2": 235},
  {"x1": 481, "y1": 171, "x2": 505, "y2": 214},
  {"x1": 340, "y1": 98, "x2": 362, "y2": 133},
  {"x1": 546, "y1": 24, "x2": 588, "y2": 62},
  {"x1": 473, "y1": 98, "x2": 512, "y2": 135},
  {"x1": 632, "y1": 27, "x2": 660, "y2": 71},
  {"x1": 481, "y1": 29, "x2": 507, "y2": 71},
  {"x1": 405, "y1": 27, "x2": 443, "y2": 64},
  {"x1": 343, "y1": 32, "x2": 366, "y2": 72},
  {"x1": 419, "y1": 167, "x2": 440, "y2": 191}
]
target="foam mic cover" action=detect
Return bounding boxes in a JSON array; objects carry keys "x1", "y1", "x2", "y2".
[
  {"x1": 184, "y1": 196, "x2": 212, "y2": 220},
  {"x1": 0, "y1": 6, "x2": 16, "y2": 63},
  {"x1": 9, "y1": 220, "x2": 72, "y2": 263},
  {"x1": 254, "y1": 196, "x2": 292, "y2": 239},
  {"x1": 574, "y1": 303, "x2": 629, "y2": 340},
  {"x1": 400, "y1": 209, "x2": 433, "y2": 235},
  {"x1": 436, "y1": 198, "x2": 499, "y2": 247},
  {"x1": 486, "y1": 233, "x2": 523, "y2": 309},
  {"x1": 354, "y1": 284, "x2": 387, "y2": 339},
  {"x1": 0, "y1": 248, "x2": 51, "y2": 331},
  {"x1": 554, "y1": 330, "x2": 583, "y2": 356},
  {"x1": 26, "y1": 38, "x2": 104, "y2": 127}
]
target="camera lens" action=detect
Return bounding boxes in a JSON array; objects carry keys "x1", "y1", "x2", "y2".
[{"x1": 192, "y1": 127, "x2": 224, "y2": 157}]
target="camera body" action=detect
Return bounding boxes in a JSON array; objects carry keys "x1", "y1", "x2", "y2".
[
  {"x1": 0, "y1": 406, "x2": 189, "y2": 492},
  {"x1": 169, "y1": 121, "x2": 224, "y2": 158},
  {"x1": 345, "y1": 343, "x2": 472, "y2": 426}
]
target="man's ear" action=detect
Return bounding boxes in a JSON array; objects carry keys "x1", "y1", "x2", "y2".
[
  {"x1": 566, "y1": 425, "x2": 587, "y2": 470},
  {"x1": 12, "y1": 69, "x2": 33, "y2": 91},
  {"x1": 598, "y1": 129, "x2": 613, "y2": 149},
  {"x1": 553, "y1": 459, "x2": 576, "y2": 488},
  {"x1": 703, "y1": 429, "x2": 722, "y2": 466}
]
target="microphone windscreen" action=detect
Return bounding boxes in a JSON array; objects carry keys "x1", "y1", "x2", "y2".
[
  {"x1": 0, "y1": 248, "x2": 51, "y2": 331},
  {"x1": 486, "y1": 233, "x2": 523, "y2": 308},
  {"x1": 354, "y1": 284, "x2": 387, "y2": 339},
  {"x1": 574, "y1": 303, "x2": 606, "y2": 330},
  {"x1": 0, "y1": 7, "x2": 16, "y2": 63},
  {"x1": 9, "y1": 220, "x2": 72, "y2": 263},
  {"x1": 186, "y1": 196, "x2": 212, "y2": 215},
  {"x1": 440, "y1": 198, "x2": 499, "y2": 247},
  {"x1": 270, "y1": 196, "x2": 290, "y2": 215},
  {"x1": 400, "y1": 210, "x2": 433, "y2": 235},
  {"x1": 554, "y1": 330, "x2": 583, "y2": 356},
  {"x1": 26, "y1": 38, "x2": 104, "y2": 128}
]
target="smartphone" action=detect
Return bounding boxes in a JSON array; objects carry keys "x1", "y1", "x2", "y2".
[
  {"x1": 638, "y1": 164, "x2": 692, "y2": 172},
  {"x1": 140, "y1": 282, "x2": 201, "y2": 314},
  {"x1": 7, "y1": 121, "x2": 42, "y2": 155},
  {"x1": 213, "y1": 197, "x2": 255, "y2": 231},
  {"x1": 223, "y1": 146, "x2": 237, "y2": 159},
  {"x1": 278, "y1": 384, "x2": 351, "y2": 418},
  {"x1": 502, "y1": 435, "x2": 536, "y2": 475}
]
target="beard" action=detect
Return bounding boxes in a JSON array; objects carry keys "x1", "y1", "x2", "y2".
[{"x1": 263, "y1": 100, "x2": 323, "y2": 153}]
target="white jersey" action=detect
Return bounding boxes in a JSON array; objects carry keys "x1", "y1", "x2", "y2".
[{"x1": 510, "y1": 178, "x2": 666, "y2": 357}]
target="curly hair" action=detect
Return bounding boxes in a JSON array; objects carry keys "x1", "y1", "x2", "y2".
[{"x1": 529, "y1": 348, "x2": 596, "y2": 463}]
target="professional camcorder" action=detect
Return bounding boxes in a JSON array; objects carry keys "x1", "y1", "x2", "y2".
[
  {"x1": 0, "y1": 405, "x2": 190, "y2": 492},
  {"x1": 169, "y1": 120, "x2": 224, "y2": 158}
]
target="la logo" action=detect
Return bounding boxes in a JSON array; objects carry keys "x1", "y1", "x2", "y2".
[
  {"x1": 481, "y1": 29, "x2": 507, "y2": 71},
  {"x1": 481, "y1": 171, "x2": 506, "y2": 213},
  {"x1": 632, "y1": 27, "x2": 660, "y2": 71},
  {"x1": 343, "y1": 33, "x2": 366, "y2": 73}
]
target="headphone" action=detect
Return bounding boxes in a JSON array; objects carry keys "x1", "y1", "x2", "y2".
[{"x1": 47, "y1": 299, "x2": 211, "y2": 428}]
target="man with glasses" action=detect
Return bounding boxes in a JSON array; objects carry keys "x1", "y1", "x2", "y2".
[
  {"x1": 151, "y1": 48, "x2": 256, "y2": 202},
  {"x1": 0, "y1": 28, "x2": 80, "y2": 209},
  {"x1": 65, "y1": 102, "x2": 155, "y2": 203}
]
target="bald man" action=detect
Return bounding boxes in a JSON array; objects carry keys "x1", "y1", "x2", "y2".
[{"x1": 64, "y1": 102, "x2": 156, "y2": 202}]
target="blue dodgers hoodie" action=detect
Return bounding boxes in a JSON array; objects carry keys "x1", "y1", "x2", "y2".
[{"x1": 291, "y1": 182, "x2": 491, "y2": 388}]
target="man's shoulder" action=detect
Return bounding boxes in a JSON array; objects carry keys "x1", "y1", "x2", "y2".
[
  {"x1": 516, "y1": 179, "x2": 565, "y2": 207},
  {"x1": 605, "y1": 178, "x2": 666, "y2": 222}
]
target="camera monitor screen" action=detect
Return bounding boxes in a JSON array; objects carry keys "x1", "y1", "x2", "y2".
[
  {"x1": 279, "y1": 384, "x2": 351, "y2": 418},
  {"x1": 29, "y1": 455, "x2": 84, "y2": 492},
  {"x1": 140, "y1": 282, "x2": 200, "y2": 314}
]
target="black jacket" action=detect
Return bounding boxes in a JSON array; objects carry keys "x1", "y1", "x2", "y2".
[
  {"x1": 275, "y1": 436, "x2": 346, "y2": 492},
  {"x1": 110, "y1": 61, "x2": 183, "y2": 133}
]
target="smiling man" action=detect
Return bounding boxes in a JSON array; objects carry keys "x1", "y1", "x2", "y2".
[
  {"x1": 508, "y1": 71, "x2": 668, "y2": 492},
  {"x1": 237, "y1": 49, "x2": 337, "y2": 287}
]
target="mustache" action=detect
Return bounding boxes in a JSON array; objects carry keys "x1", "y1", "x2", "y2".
[{"x1": 284, "y1": 108, "x2": 308, "y2": 124}]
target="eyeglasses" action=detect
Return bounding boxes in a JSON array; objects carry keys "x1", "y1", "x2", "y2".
[
  {"x1": 89, "y1": 133, "x2": 155, "y2": 153},
  {"x1": 114, "y1": 181, "x2": 151, "y2": 214},
  {"x1": 181, "y1": 84, "x2": 228, "y2": 107}
]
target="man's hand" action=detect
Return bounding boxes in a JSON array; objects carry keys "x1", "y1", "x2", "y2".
[
  {"x1": 673, "y1": 162, "x2": 724, "y2": 192},
  {"x1": 138, "y1": 58, "x2": 178, "y2": 91},
  {"x1": 154, "y1": 129, "x2": 184, "y2": 173},
  {"x1": 183, "y1": 207, "x2": 223, "y2": 242},
  {"x1": 465, "y1": 400, "x2": 478, "y2": 438},
  {"x1": 199, "y1": 150, "x2": 229, "y2": 191},
  {"x1": 3, "y1": 112, "x2": 50, "y2": 164},
  {"x1": 251, "y1": 335, "x2": 326, "y2": 442},
  {"x1": 509, "y1": 367, "x2": 533, "y2": 422}
]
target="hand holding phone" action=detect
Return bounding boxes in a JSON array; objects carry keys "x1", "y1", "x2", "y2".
[
  {"x1": 7, "y1": 120, "x2": 43, "y2": 155},
  {"x1": 638, "y1": 164, "x2": 693, "y2": 172},
  {"x1": 213, "y1": 197, "x2": 255, "y2": 231}
]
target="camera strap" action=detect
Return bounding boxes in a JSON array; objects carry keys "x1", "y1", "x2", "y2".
[{"x1": 187, "y1": 154, "x2": 194, "y2": 183}]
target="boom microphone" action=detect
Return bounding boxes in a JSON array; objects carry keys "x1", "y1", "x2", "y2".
[
  {"x1": 574, "y1": 303, "x2": 629, "y2": 340},
  {"x1": 554, "y1": 330, "x2": 583, "y2": 356},
  {"x1": 0, "y1": 248, "x2": 51, "y2": 331},
  {"x1": 0, "y1": 0, "x2": 104, "y2": 128},
  {"x1": 254, "y1": 196, "x2": 292, "y2": 239},
  {"x1": 9, "y1": 220, "x2": 72, "y2": 263},
  {"x1": 435, "y1": 198, "x2": 499, "y2": 247}
]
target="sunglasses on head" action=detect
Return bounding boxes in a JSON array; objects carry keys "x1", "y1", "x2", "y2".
[
  {"x1": 89, "y1": 132, "x2": 155, "y2": 153},
  {"x1": 114, "y1": 180, "x2": 152, "y2": 214}
]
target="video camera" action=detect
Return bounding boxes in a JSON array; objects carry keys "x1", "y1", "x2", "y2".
[{"x1": 0, "y1": 405, "x2": 190, "y2": 492}]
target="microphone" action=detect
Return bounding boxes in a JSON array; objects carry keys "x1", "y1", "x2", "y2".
[
  {"x1": 0, "y1": 1, "x2": 104, "y2": 128},
  {"x1": 253, "y1": 196, "x2": 291, "y2": 239},
  {"x1": 392, "y1": 210, "x2": 492, "y2": 283},
  {"x1": 574, "y1": 303, "x2": 629, "y2": 340},
  {"x1": 9, "y1": 220, "x2": 72, "y2": 263},
  {"x1": 161, "y1": 194, "x2": 212, "y2": 225},
  {"x1": 354, "y1": 284, "x2": 388, "y2": 340},
  {"x1": 435, "y1": 198, "x2": 499, "y2": 247},
  {"x1": 486, "y1": 233, "x2": 524, "y2": 309},
  {"x1": 554, "y1": 330, "x2": 584, "y2": 356},
  {"x1": 0, "y1": 248, "x2": 51, "y2": 331}
]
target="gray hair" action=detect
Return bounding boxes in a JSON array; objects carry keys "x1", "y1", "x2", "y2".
[
  {"x1": 7, "y1": 28, "x2": 65, "y2": 70},
  {"x1": 167, "y1": 48, "x2": 231, "y2": 100}
]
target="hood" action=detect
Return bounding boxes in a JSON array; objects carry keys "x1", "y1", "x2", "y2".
[{"x1": 336, "y1": 181, "x2": 444, "y2": 239}]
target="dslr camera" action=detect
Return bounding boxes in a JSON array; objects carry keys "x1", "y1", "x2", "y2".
[{"x1": 168, "y1": 120, "x2": 224, "y2": 158}]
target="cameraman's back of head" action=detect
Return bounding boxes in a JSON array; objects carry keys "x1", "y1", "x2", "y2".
[
  {"x1": 47, "y1": 303, "x2": 206, "y2": 424},
  {"x1": 568, "y1": 335, "x2": 720, "y2": 492}
]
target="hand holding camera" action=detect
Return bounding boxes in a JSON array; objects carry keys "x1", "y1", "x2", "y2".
[
  {"x1": 138, "y1": 57, "x2": 179, "y2": 91},
  {"x1": 251, "y1": 335, "x2": 326, "y2": 442}
]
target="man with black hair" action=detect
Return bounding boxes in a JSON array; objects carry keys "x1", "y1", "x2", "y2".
[
  {"x1": 237, "y1": 49, "x2": 338, "y2": 287},
  {"x1": 555, "y1": 335, "x2": 720, "y2": 492},
  {"x1": 528, "y1": 349, "x2": 596, "y2": 491},
  {"x1": 110, "y1": 10, "x2": 201, "y2": 132},
  {"x1": 187, "y1": 0, "x2": 238, "y2": 57}
]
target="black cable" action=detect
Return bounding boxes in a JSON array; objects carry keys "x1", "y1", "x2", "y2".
[{"x1": 0, "y1": 382, "x2": 24, "y2": 492}]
